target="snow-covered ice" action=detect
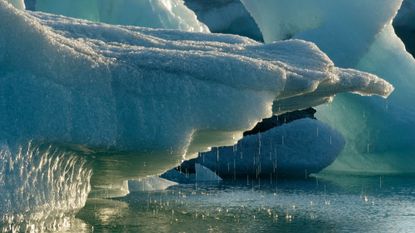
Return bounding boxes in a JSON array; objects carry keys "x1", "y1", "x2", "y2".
[{"x1": 0, "y1": 1, "x2": 393, "y2": 190}]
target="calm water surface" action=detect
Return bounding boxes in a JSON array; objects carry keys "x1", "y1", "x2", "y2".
[{"x1": 70, "y1": 175, "x2": 415, "y2": 233}]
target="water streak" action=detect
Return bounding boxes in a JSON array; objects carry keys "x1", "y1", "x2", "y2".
[{"x1": 0, "y1": 142, "x2": 92, "y2": 232}]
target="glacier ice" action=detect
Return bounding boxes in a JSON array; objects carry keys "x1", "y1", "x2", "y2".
[
  {"x1": 0, "y1": 0, "x2": 393, "y2": 192},
  {"x1": 241, "y1": 0, "x2": 415, "y2": 173},
  {"x1": 32, "y1": 0, "x2": 210, "y2": 32},
  {"x1": 241, "y1": 0, "x2": 402, "y2": 66}
]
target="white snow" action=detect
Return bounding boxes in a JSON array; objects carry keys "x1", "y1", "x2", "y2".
[
  {"x1": 241, "y1": 0, "x2": 415, "y2": 173},
  {"x1": 34, "y1": 0, "x2": 210, "y2": 32}
]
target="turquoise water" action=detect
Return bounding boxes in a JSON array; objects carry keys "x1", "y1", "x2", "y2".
[{"x1": 65, "y1": 175, "x2": 415, "y2": 233}]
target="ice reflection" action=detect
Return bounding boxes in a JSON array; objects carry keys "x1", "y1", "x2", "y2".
[{"x1": 73, "y1": 175, "x2": 415, "y2": 233}]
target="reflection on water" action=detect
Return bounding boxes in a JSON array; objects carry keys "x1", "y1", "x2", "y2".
[{"x1": 73, "y1": 175, "x2": 415, "y2": 233}]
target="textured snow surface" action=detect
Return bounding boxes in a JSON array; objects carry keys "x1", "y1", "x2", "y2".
[
  {"x1": 0, "y1": 1, "x2": 393, "y2": 183},
  {"x1": 241, "y1": 0, "x2": 415, "y2": 173},
  {"x1": 34, "y1": 0, "x2": 209, "y2": 32}
]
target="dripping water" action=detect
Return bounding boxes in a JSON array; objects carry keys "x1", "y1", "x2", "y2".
[{"x1": 0, "y1": 142, "x2": 92, "y2": 232}]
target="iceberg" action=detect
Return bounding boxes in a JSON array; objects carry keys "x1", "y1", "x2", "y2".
[
  {"x1": 0, "y1": 0, "x2": 393, "y2": 192},
  {"x1": 128, "y1": 176, "x2": 177, "y2": 192},
  {"x1": 241, "y1": 0, "x2": 415, "y2": 173},
  {"x1": 194, "y1": 163, "x2": 222, "y2": 182},
  {"x1": 169, "y1": 118, "x2": 344, "y2": 180},
  {"x1": 31, "y1": 0, "x2": 209, "y2": 32}
]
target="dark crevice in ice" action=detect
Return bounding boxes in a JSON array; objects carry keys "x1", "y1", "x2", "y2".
[
  {"x1": 243, "y1": 108, "x2": 316, "y2": 136},
  {"x1": 24, "y1": 0, "x2": 35, "y2": 10},
  {"x1": 393, "y1": 0, "x2": 415, "y2": 57},
  {"x1": 393, "y1": 26, "x2": 415, "y2": 57},
  {"x1": 184, "y1": 0, "x2": 264, "y2": 42}
]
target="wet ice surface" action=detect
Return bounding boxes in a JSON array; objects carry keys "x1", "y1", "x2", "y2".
[{"x1": 74, "y1": 175, "x2": 415, "y2": 233}]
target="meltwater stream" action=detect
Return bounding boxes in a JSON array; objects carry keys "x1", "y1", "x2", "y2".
[{"x1": 0, "y1": 143, "x2": 92, "y2": 232}]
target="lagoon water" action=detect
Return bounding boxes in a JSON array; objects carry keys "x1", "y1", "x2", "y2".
[{"x1": 60, "y1": 175, "x2": 415, "y2": 232}]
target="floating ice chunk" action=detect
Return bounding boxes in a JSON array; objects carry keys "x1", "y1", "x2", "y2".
[
  {"x1": 0, "y1": 1, "x2": 392, "y2": 187},
  {"x1": 34, "y1": 0, "x2": 209, "y2": 32},
  {"x1": 128, "y1": 177, "x2": 177, "y2": 192},
  {"x1": 195, "y1": 163, "x2": 222, "y2": 182},
  {"x1": 241, "y1": 0, "x2": 415, "y2": 173},
  {"x1": 180, "y1": 118, "x2": 344, "y2": 179},
  {"x1": 161, "y1": 168, "x2": 194, "y2": 183}
]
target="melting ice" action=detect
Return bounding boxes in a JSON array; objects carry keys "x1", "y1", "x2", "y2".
[{"x1": 0, "y1": 0, "x2": 401, "y2": 230}]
